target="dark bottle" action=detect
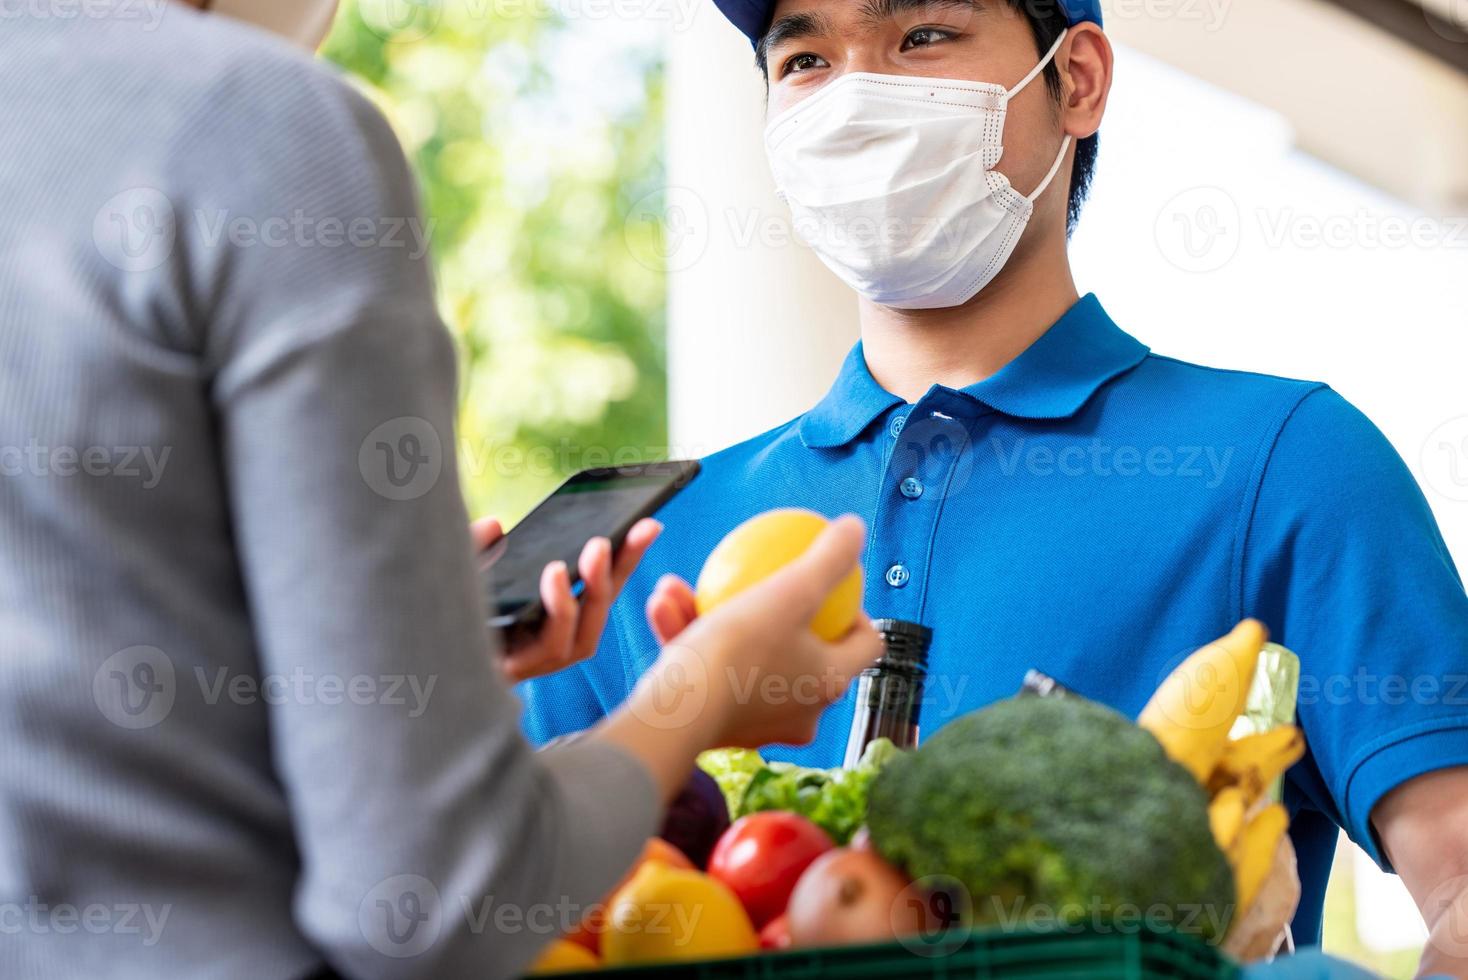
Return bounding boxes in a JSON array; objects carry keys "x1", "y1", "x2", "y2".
[{"x1": 842, "y1": 619, "x2": 932, "y2": 769}]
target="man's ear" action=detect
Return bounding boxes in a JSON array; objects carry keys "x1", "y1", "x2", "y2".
[{"x1": 1059, "y1": 24, "x2": 1112, "y2": 141}]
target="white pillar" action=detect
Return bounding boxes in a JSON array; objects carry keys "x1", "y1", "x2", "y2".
[{"x1": 664, "y1": 0, "x2": 859, "y2": 457}]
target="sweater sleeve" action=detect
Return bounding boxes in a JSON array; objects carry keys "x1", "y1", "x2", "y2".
[{"x1": 185, "y1": 53, "x2": 657, "y2": 979}]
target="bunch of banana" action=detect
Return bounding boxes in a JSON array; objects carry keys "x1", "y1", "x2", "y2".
[{"x1": 1137, "y1": 620, "x2": 1307, "y2": 961}]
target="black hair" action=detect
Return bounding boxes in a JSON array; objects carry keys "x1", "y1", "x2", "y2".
[
  {"x1": 755, "y1": 0, "x2": 1098, "y2": 235},
  {"x1": 1015, "y1": 0, "x2": 1097, "y2": 235}
]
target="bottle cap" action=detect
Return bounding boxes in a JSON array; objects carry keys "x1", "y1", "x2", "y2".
[
  {"x1": 1020, "y1": 669, "x2": 1073, "y2": 699},
  {"x1": 872, "y1": 619, "x2": 933, "y2": 671}
]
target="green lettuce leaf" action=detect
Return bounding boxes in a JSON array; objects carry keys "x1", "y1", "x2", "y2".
[{"x1": 724, "y1": 738, "x2": 900, "y2": 845}]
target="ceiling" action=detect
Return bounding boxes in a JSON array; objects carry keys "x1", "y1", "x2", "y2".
[{"x1": 1105, "y1": 0, "x2": 1468, "y2": 210}]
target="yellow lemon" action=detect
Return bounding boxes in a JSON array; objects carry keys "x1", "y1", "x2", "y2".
[
  {"x1": 695, "y1": 509, "x2": 863, "y2": 641},
  {"x1": 527, "y1": 938, "x2": 600, "y2": 974},
  {"x1": 601, "y1": 863, "x2": 759, "y2": 966}
]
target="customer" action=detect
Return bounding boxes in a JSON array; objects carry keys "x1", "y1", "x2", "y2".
[{"x1": 0, "y1": 4, "x2": 882, "y2": 978}]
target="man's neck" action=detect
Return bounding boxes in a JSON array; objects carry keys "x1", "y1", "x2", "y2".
[{"x1": 857, "y1": 232, "x2": 1080, "y2": 404}]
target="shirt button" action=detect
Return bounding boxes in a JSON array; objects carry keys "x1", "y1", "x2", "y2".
[
  {"x1": 899, "y1": 477, "x2": 924, "y2": 500},
  {"x1": 885, "y1": 564, "x2": 910, "y2": 588},
  {"x1": 888, "y1": 414, "x2": 907, "y2": 438}
]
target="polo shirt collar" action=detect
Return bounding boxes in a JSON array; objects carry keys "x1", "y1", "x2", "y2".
[
  {"x1": 799, "y1": 294, "x2": 1149, "y2": 449},
  {"x1": 797, "y1": 343, "x2": 904, "y2": 449}
]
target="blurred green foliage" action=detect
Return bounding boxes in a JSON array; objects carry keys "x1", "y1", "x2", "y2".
[{"x1": 323, "y1": 0, "x2": 669, "y2": 523}]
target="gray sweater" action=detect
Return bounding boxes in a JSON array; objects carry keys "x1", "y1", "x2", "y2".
[{"x1": 0, "y1": 7, "x2": 656, "y2": 979}]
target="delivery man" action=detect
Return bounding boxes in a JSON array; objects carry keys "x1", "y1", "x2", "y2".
[{"x1": 519, "y1": 0, "x2": 1468, "y2": 972}]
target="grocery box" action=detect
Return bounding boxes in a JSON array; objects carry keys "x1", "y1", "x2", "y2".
[{"x1": 542, "y1": 925, "x2": 1239, "y2": 979}]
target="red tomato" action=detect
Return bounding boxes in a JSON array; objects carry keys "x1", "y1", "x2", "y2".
[
  {"x1": 707, "y1": 814, "x2": 835, "y2": 928},
  {"x1": 759, "y1": 913, "x2": 792, "y2": 951}
]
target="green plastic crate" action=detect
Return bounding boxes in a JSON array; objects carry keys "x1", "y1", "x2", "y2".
[{"x1": 543, "y1": 926, "x2": 1238, "y2": 979}]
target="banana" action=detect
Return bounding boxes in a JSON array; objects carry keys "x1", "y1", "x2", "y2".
[
  {"x1": 1210, "y1": 726, "x2": 1306, "y2": 801},
  {"x1": 1139, "y1": 620, "x2": 1269, "y2": 784},
  {"x1": 1229, "y1": 803, "x2": 1289, "y2": 921},
  {"x1": 1209, "y1": 787, "x2": 1247, "y2": 852}
]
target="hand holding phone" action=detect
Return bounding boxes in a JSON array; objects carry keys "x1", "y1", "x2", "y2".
[
  {"x1": 477, "y1": 461, "x2": 700, "y2": 682},
  {"x1": 474, "y1": 516, "x2": 663, "y2": 682}
]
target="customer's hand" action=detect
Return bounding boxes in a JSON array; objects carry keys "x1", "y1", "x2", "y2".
[
  {"x1": 637, "y1": 515, "x2": 882, "y2": 750},
  {"x1": 473, "y1": 517, "x2": 663, "y2": 682},
  {"x1": 594, "y1": 515, "x2": 880, "y2": 802}
]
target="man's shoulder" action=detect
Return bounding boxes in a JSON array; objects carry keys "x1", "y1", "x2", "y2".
[
  {"x1": 1129, "y1": 352, "x2": 1408, "y2": 494},
  {"x1": 1134, "y1": 351, "x2": 1328, "y2": 405},
  {"x1": 1123, "y1": 351, "x2": 1336, "y2": 438}
]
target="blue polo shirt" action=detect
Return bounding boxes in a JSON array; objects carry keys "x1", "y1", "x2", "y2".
[{"x1": 519, "y1": 294, "x2": 1468, "y2": 942}]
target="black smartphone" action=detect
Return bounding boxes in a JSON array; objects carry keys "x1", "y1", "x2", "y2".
[{"x1": 480, "y1": 460, "x2": 701, "y2": 634}]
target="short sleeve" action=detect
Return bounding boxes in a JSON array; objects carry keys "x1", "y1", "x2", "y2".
[{"x1": 1243, "y1": 386, "x2": 1468, "y2": 869}]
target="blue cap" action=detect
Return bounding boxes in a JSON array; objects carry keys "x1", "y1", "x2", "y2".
[{"x1": 716, "y1": 0, "x2": 1103, "y2": 47}]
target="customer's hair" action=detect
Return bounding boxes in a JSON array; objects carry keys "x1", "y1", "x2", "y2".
[{"x1": 755, "y1": 0, "x2": 1099, "y2": 235}]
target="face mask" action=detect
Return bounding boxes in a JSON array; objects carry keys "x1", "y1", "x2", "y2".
[
  {"x1": 764, "y1": 32, "x2": 1071, "y2": 310},
  {"x1": 204, "y1": 0, "x2": 342, "y2": 51}
]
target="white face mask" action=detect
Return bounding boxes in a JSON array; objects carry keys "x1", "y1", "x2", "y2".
[
  {"x1": 764, "y1": 32, "x2": 1071, "y2": 310},
  {"x1": 204, "y1": 0, "x2": 342, "y2": 51}
]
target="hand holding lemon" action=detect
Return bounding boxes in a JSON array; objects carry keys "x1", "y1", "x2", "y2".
[
  {"x1": 694, "y1": 509, "x2": 865, "y2": 641},
  {"x1": 633, "y1": 511, "x2": 880, "y2": 750},
  {"x1": 646, "y1": 509, "x2": 866, "y2": 646},
  {"x1": 597, "y1": 510, "x2": 880, "y2": 803}
]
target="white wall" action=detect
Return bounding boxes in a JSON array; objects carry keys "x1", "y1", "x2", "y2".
[
  {"x1": 664, "y1": 0, "x2": 857, "y2": 456},
  {"x1": 1102, "y1": 0, "x2": 1468, "y2": 212}
]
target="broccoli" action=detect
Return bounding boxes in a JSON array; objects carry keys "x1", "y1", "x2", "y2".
[{"x1": 866, "y1": 696, "x2": 1236, "y2": 943}]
